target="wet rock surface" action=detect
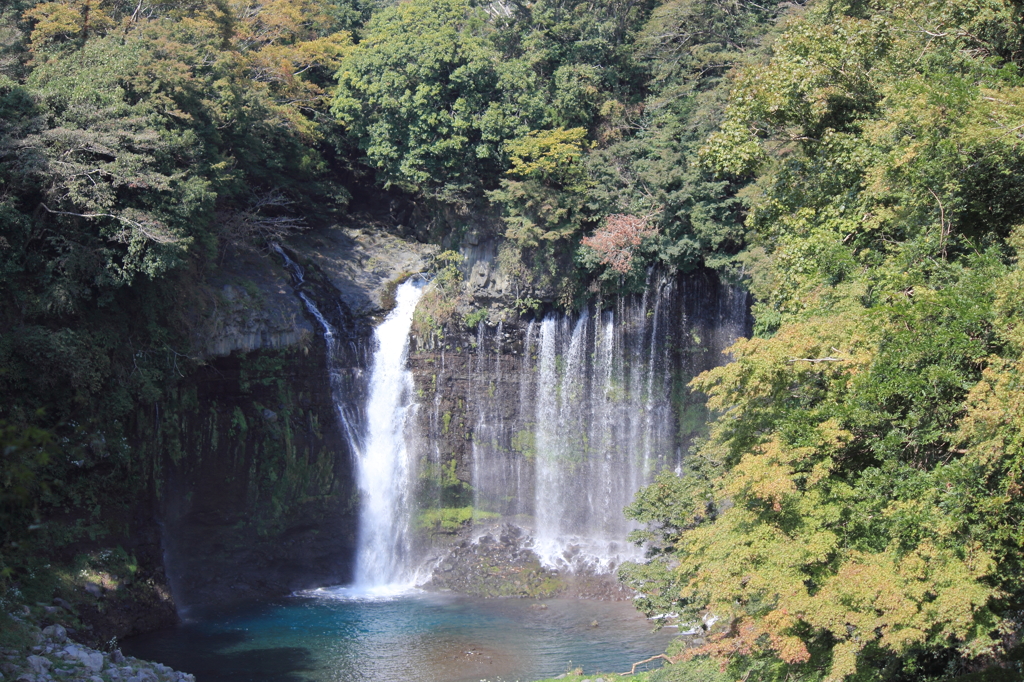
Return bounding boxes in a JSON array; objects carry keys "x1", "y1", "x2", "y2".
[
  {"x1": 157, "y1": 344, "x2": 360, "y2": 611},
  {"x1": 288, "y1": 221, "x2": 437, "y2": 317},
  {"x1": 68, "y1": 571, "x2": 179, "y2": 650},
  {"x1": 424, "y1": 525, "x2": 564, "y2": 598},
  {"x1": 423, "y1": 525, "x2": 634, "y2": 601}
]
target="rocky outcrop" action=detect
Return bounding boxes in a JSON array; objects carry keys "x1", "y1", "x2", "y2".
[
  {"x1": 422, "y1": 525, "x2": 634, "y2": 600},
  {"x1": 287, "y1": 223, "x2": 438, "y2": 316},
  {"x1": 0, "y1": 621, "x2": 192, "y2": 682},
  {"x1": 190, "y1": 245, "x2": 315, "y2": 360},
  {"x1": 423, "y1": 525, "x2": 564, "y2": 598}
]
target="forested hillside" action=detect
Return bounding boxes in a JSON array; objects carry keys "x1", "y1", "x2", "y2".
[
  {"x1": 3, "y1": 0, "x2": 1024, "y2": 679},
  {"x1": 619, "y1": 1, "x2": 1024, "y2": 681},
  {"x1": 0, "y1": 0, "x2": 364, "y2": 618}
]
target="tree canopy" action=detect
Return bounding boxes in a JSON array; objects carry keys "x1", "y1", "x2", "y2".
[{"x1": 620, "y1": 1, "x2": 1024, "y2": 680}]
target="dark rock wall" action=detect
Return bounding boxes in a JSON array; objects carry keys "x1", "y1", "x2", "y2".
[{"x1": 146, "y1": 342, "x2": 361, "y2": 612}]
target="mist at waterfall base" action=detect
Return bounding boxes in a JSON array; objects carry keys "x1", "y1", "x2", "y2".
[{"x1": 122, "y1": 593, "x2": 676, "y2": 682}]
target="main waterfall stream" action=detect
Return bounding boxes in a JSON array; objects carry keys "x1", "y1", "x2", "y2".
[{"x1": 350, "y1": 280, "x2": 425, "y2": 592}]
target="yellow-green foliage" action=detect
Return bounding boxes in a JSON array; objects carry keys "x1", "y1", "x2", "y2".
[
  {"x1": 464, "y1": 308, "x2": 488, "y2": 329},
  {"x1": 493, "y1": 128, "x2": 593, "y2": 247},
  {"x1": 622, "y1": 1, "x2": 1024, "y2": 679},
  {"x1": 412, "y1": 251, "x2": 466, "y2": 337},
  {"x1": 505, "y1": 128, "x2": 590, "y2": 184},
  {"x1": 417, "y1": 506, "x2": 498, "y2": 532}
]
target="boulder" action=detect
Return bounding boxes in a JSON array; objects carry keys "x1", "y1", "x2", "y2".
[
  {"x1": 41, "y1": 625, "x2": 66, "y2": 644},
  {"x1": 25, "y1": 656, "x2": 49, "y2": 674}
]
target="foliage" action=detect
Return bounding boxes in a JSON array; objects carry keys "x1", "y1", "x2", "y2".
[
  {"x1": 416, "y1": 506, "x2": 499, "y2": 533},
  {"x1": 327, "y1": 0, "x2": 786, "y2": 295},
  {"x1": 490, "y1": 127, "x2": 592, "y2": 246},
  {"x1": 0, "y1": 421, "x2": 52, "y2": 586},
  {"x1": 0, "y1": 0, "x2": 361, "y2": 599},
  {"x1": 332, "y1": 0, "x2": 737, "y2": 291},
  {"x1": 463, "y1": 307, "x2": 488, "y2": 329},
  {"x1": 332, "y1": 0, "x2": 505, "y2": 201},
  {"x1": 623, "y1": 1, "x2": 1024, "y2": 680},
  {"x1": 412, "y1": 250, "x2": 466, "y2": 338},
  {"x1": 581, "y1": 213, "x2": 659, "y2": 275}
]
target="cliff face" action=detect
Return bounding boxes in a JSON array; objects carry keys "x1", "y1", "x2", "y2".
[
  {"x1": 151, "y1": 227, "x2": 436, "y2": 611},
  {"x1": 402, "y1": 268, "x2": 752, "y2": 589},
  {"x1": 148, "y1": 224, "x2": 751, "y2": 610},
  {"x1": 154, "y1": 344, "x2": 359, "y2": 612}
]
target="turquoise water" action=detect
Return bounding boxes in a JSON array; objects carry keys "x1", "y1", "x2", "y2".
[{"x1": 122, "y1": 591, "x2": 676, "y2": 682}]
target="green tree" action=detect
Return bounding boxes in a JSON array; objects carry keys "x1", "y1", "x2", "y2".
[
  {"x1": 332, "y1": 0, "x2": 508, "y2": 201},
  {"x1": 621, "y1": 1, "x2": 1024, "y2": 679}
]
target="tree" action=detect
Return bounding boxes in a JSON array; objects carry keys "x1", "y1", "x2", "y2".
[
  {"x1": 490, "y1": 126, "x2": 592, "y2": 246},
  {"x1": 620, "y1": 1, "x2": 1024, "y2": 679},
  {"x1": 580, "y1": 213, "x2": 658, "y2": 275},
  {"x1": 332, "y1": 0, "x2": 507, "y2": 201}
]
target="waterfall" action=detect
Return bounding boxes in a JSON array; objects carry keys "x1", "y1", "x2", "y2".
[
  {"x1": 528, "y1": 279, "x2": 678, "y2": 572},
  {"x1": 448, "y1": 271, "x2": 748, "y2": 575},
  {"x1": 279, "y1": 237, "x2": 749, "y2": 588},
  {"x1": 351, "y1": 280, "x2": 426, "y2": 591},
  {"x1": 275, "y1": 242, "x2": 427, "y2": 593}
]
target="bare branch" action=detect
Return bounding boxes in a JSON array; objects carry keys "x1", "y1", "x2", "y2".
[
  {"x1": 218, "y1": 189, "x2": 310, "y2": 245},
  {"x1": 40, "y1": 203, "x2": 181, "y2": 244},
  {"x1": 620, "y1": 654, "x2": 674, "y2": 675}
]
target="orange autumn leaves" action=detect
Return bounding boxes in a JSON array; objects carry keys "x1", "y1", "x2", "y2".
[{"x1": 581, "y1": 213, "x2": 659, "y2": 274}]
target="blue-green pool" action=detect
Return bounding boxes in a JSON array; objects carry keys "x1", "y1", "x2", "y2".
[{"x1": 122, "y1": 590, "x2": 676, "y2": 682}]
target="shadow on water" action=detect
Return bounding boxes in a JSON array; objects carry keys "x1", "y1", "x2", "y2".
[
  {"x1": 183, "y1": 646, "x2": 314, "y2": 682},
  {"x1": 123, "y1": 608, "x2": 318, "y2": 682}
]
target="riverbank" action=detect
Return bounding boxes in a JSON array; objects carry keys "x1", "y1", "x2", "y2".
[{"x1": 0, "y1": 613, "x2": 193, "y2": 682}]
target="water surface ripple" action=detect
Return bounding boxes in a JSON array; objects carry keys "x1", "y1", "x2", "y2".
[{"x1": 123, "y1": 593, "x2": 675, "y2": 682}]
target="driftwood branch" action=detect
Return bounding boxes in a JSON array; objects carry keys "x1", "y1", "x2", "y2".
[{"x1": 620, "y1": 654, "x2": 673, "y2": 676}]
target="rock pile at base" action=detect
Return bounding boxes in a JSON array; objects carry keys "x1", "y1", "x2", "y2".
[
  {"x1": 423, "y1": 524, "x2": 634, "y2": 600},
  {"x1": 424, "y1": 524, "x2": 565, "y2": 598},
  {"x1": 0, "y1": 621, "x2": 193, "y2": 682}
]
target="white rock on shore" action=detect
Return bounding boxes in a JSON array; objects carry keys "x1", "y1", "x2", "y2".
[{"x1": 1, "y1": 616, "x2": 194, "y2": 682}]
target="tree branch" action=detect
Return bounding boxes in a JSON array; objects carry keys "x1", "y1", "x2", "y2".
[
  {"x1": 621, "y1": 654, "x2": 674, "y2": 675},
  {"x1": 40, "y1": 203, "x2": 180, "y2": 244}
]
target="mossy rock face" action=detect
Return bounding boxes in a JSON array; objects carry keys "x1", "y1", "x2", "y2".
[
  {"x1": 150, "y1": 343, "x2": 361, "y2": 611},
  {"x1": 424, "y1": 525, "x2": 566, "y2": 599}
]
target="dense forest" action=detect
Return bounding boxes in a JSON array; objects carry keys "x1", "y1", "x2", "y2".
[{"x1": 3, "y1": 0, "x2": 1024, "y2": 679}]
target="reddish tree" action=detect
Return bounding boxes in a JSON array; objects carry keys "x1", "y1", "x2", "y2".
[{"x1": 581, "y1": 214, "x2": 658, "y2": 274}]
